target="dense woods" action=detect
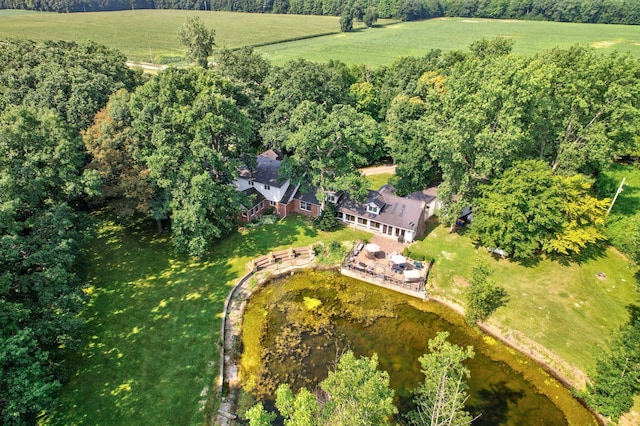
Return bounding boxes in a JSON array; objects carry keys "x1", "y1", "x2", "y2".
[
  {"x1": 1, "y1": 33, "x2": 640, "y2": 423},
  {"x1": 3, "y1": 0, "x2": 640, "y2": 26}
]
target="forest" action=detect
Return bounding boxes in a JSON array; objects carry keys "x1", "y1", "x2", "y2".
[
  {"x1": 1, "y1": 33, "x2": 639, "y2": 424},
  {"x1": 3, "y1": 0, "x2": 640, "y2": 25}
]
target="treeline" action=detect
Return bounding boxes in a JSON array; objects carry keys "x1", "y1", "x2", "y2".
[{"x1": 3, "y1": 0, "x2": 640, "y2": 25}]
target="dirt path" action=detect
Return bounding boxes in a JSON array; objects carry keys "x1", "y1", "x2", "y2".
[{"x1": 359, "y1": 164, "x2": 396, "y2": 176}]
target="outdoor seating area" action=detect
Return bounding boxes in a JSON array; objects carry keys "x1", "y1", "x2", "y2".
[{"x1": 341, "y1": 238, "x2": 431, "y2": 299}]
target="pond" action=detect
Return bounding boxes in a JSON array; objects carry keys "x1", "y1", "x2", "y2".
[{"x1": 240, "y1": 269, "x2": 598, "y2": 425}]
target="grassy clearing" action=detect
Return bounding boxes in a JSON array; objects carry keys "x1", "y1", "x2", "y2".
[
  {"x1": 599, "y1": 162, "x2": 640, "y2": 259},
  {"x1": 46, "y1": 214, "x2": 369, "y2": 425},
  {"x1": 0, "y1": 10, "x2": 344, "y2": 63},
  {"x1": 256, "y1": 17, "x2": 640, "y2": 66},
  {"x1": 406, "y1": 224, "x2": 639, "y2": 376},
  {"x1": 2, "y1": 11, "x2": 640, "y2": 66},
  {"x1": 365, "y1": 172, "x2": 393, "y2": 190}
]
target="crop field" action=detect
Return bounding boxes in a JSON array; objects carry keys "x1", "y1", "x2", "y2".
[
  {"x1": 2, "y1": 10, "x2": 640, "y2": 66},
  {"x1": 0, "y1": 9, "x2": 345, "y2": 63},
  {"x1": 257, "y1": 17, "x2": 640, "y2": 66}
]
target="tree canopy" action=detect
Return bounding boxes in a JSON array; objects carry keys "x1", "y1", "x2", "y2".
[
  {"x1": 245, "y1": 351, "x2": 397, "y2": 425},
  {"x1": 178, "y1": 16, "x2": 216, "y2": 68},
  {"x1": 471, "y1": 160, "x2": 609, "y2": 258},
  {"x1": 129, "y1": 68, "x2": 253, "y2": 256}
]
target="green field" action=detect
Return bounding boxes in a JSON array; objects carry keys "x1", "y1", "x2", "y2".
[
  {"x1": 0, "y1": 10, "x2": 345, "y2": 63},
  {"x1": 2, "y1": 10, "x2": 640, "y2": 66},
  {"x1": 257, "y1": 17, "x2": 640, "y2": 66}
]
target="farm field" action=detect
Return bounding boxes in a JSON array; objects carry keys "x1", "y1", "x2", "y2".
[
  {"x1": 2, "y1": 10, "x2": 640, "y2": 66},
  {"x1": 257, "y1": 17, "x2": 640, "y2": 66},
  {"x1": 0, "y1": 9, "x2": 347, "y2": 63}
]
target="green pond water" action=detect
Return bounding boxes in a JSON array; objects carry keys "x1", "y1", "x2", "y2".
[{"x1": 240, "y1": 270, "x2": 598, "y2": 425}]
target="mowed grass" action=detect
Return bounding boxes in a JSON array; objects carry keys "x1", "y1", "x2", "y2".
[
  {"x1": 46, "y1": 214, "x2": 370, "y2": 425},
  {"x1": 3, "y1": 11, "x2": 640, "y2": 65},
  {"x1": 406, "y1": 224, "x2": 639, "y2": 377},
  {"x1": 599, "y1": 163, "x2": 640, "y2": 255},
  {"x1": 365, "y1": 172, "x2": 393, "y2": 190},
  {"x1": 256, "y1": 17, "x2": 640, "y2": 66},
  {"x1": 0, "y1": 10, "x2": 343, "y2": 63}
]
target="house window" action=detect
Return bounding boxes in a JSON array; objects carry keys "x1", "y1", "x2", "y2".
[
  {"x1": 258, "y1": 201, "x2": 264, "y2": 210},
  {"x1": 367, "y1": 205, "x2": 379, "y2": 214},
  {"x1": 264, "y1": 184, "x2": 271, "y2": 190},
  {"x1": 346, "y1": 214, "x2": 355, "y2": 222},
  {"x1": 370, "y1": 221, "x2": 380, "y2": 229},
  {"x1": 300, "y1": 201, "x2": 312, "y2": 211},
  {"x1": 242, "y1": 211, "x2": 248, "y2": 218},
  {"x1": 248, "y1": 181, "x2": 254, "y2": 186},
  {"x1": 358, "y1": 217, "x2": 367, "y2": 225},
  {"x1": 269, "y1": 200, "x2": 276, "y2": 207}
]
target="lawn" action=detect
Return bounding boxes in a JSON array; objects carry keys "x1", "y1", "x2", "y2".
[
  {"x1": 365, "y1": 172, "x2": 394, "y2": 190},
  {"x1": 405, "y1": 225, "x2": 639, "y2": 378},
  {"x1": 598, "y1": 162, "x2": 640, "y2": 260},
  {"x1": 45, "y1": 214, "x2": 370, "y2": 425},
  {"x1": 3, "y1": 11, "x2": 640, "y2": 66},
  {"x1": 256, "y1": 17, "x2": 640, "y2": 66}
]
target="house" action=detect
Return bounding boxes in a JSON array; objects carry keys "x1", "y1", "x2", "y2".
[
  {"x1": 337, "y1": 185, "x2": 428, "y2": 243},
  {"x1": 234, "y1": 150, "x2": 320, "y2": 220},
  {"x1": 235, "y1": 151, "x2": 431, "y2": 242}
]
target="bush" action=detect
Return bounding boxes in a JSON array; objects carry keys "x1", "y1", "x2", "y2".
[{"x1": 314, "y1": 204, "x2": 339, "y2": 231}]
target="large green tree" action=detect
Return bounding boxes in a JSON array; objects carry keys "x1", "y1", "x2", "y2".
[
  {"x1": 0, "y1": 39, "x2": 139, "y2": 131},
  {"x1": 408, "y1": 332, "x2": 475, "y2": 426},
  {"x1": 465, "y1": 262, "x2": 508, "y2": 325},
  {"x1": 129, "y1": 68, "x2": 253, "y2": 256},
  {"x1": 0, "y1": 106, "x2": 95, "y2": 424},
  {"x1": 247, "y1": 351, "x2": 397, "y2": 425},
  {"x1": 177, "y1": 16, "x2": 216, "y2": 68},
  {"x1": 471, "y1": 160, "x2": 609, "y2": 259},
  {"x1": 279, "y1": 100, "x2": 380, "y2": 206},
  {"x1": 586, "y1": 307, "x2": 640, "y2": 421},
  {"x1": 260, "y1": 59, "x2": 353, "y2": 147}
]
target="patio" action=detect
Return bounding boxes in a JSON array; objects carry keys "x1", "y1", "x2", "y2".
[{"x1": 341, "y1": 237, "x2": 430, "y2": 299}]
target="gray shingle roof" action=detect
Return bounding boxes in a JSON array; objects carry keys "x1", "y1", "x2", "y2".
[
  {"x1": 238, "y1": 154, "x2": 283, "y2": 187},
  {"x1": 339, "y1": 187, "x2": 425, "y2": 231},
  {"x1": 241, "y1": 187, "x2": 265, "y2": 208}
]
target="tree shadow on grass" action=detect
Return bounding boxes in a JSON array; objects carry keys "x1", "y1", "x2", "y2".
[
  {"x1": 51, "y1": 212, "x2": 238, "y2": 425},
  {"x1": 555, "y1": 243, "x2": 608, "y2": 266},
  {"x1": 468, "y1": 381, "x2": 525, "y2": 426}
]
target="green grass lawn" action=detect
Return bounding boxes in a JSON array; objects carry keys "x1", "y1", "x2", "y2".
[
  {"x1": 256, "y1": 17, "x2": 640, "y2": 66},
  {"x1": 45, "y1": 214, "x2": 370, "y2": 425},
  {"x1": 365, "y1": 172, "x2": 394, "y2": 190},
  {"x1": 599, "y1": 162, "x2": 640, "y2": 259},
  {"x1": 3, "y1": 11, "x2": 640, "y2": 66},
  {"x1": 406, "y1": 224, "x2": 639, "y2": 377}
]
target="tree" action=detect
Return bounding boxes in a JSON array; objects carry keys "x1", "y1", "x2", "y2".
[
  {"x1": 129, "y1": 68, "x2": 253, "y2": 256},
  {"x1": 465, "y1": 262, "x2": 508, "y2": 325},
  {"x1": 585, "y1": 306, "x2": 640, "y2": 421},
  {"x1": 260, "y1": 59, "x2": 353, "y2": 147},
  {"x1": 246, "y1": 351, "x2": 397, "y2": 425},
  {"x1": 314, "y1": 202, "x2": 339, "y2": 231},
  {"x1": 83, "y1": 89, "x2": 154, "y2": 218},
  {"x1": 0, "y1": 39, "x2": 139, "y2": 131},
  {"x1": 340, "y1": 9, "x2": 353, "y2": 32},
  {"x1": 279, "y1": 101, "x2": 380, "y2": 207},
  {"x1": 0, "y1": 106, "x2": 94, "y2": 424},
  {"x1": 408, "y1": 332, "x2": 475, "y2": 426},
  {"x1": 471, "y1": 160, "x2": 609, "y2": 259},
  {"x1": 178, "y1": 16, "x2": 215, "y2": 68},
  {"x1": 364, "y1": 7, "x2": 378, "y2": 27}
]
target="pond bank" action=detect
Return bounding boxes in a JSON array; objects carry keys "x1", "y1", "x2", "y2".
[{"x1": 215, "y1": 254, "x2": 602, "y2": 425}]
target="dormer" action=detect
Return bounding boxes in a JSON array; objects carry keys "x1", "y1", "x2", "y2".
[
  {"x1": 327, "y1": 191, "x2": 340, "y2": 204},
  {"x1": 366, "y1": 203, "x2": 381, "y2": 215}
]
